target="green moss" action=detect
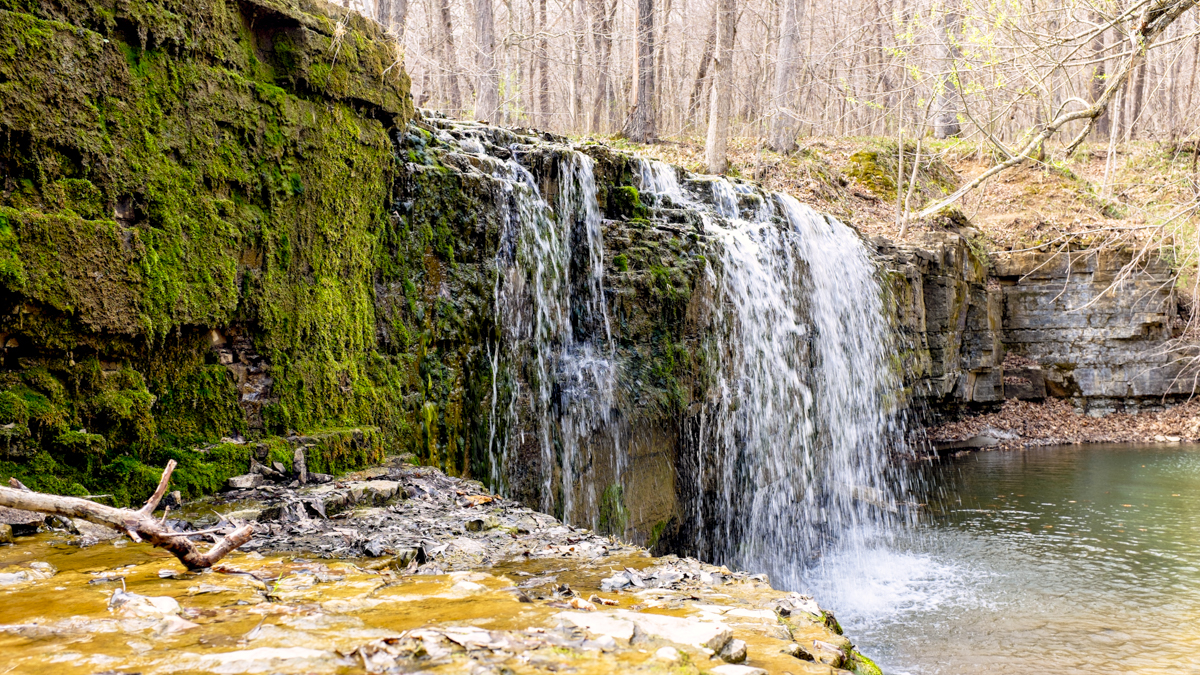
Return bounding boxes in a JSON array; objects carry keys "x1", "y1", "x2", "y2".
[
  {"x1": 0, "y1": 0, "x2": 415, "y2": 502},
  {"x1": 607, "y1": 186, "x2": 649, "y2": 220},
  {"x1": 613, "y1": 254, "x2": 629, "y2": 272},
  {"x1": 0, "y1": 210, "x2": 28, "y2": 291},
  {"x1": 849, "y1": 650, "x2": 884, "y2": 675},
  {"x1": 847, "y1": 150, "x2": 899, "y2": 202},
  {"x1": 598, "y1": 483, "x2": 628, "y2": 535},
  {"x1": 646, "y1": 518, "x2": 669, "y2": 549}
]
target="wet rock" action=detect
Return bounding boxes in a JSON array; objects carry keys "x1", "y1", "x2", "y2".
[
  {"x1": 250, "y1": 459, "x2": 284, "y2": 481},
  {"x1": 616, "y1": 609, "x2": 732, "y2": 652},
  {"x1": 228, "y1": 474, "x2": 263, "y2": 490},
  {"x1": 601, "y1": 573, "x2": 632, "y2": 591},
  {"x1": 160, "y1": 490, "x2": 184, "y2": 509},
  {"x1": 108, "y1": 590, "x2": 182, "y2": 618},
  {"x1": 655, "y1": 646, "x2": 682, "y2": 662},
  {"x1": 797, "y1": 638, "x2": 849, "y2": 666},
  {"x1": 0, "y1": 561, "x2": 56, "y2": 585},
  {"x1": 68, "y1": 519, "x2": 121, "y2": 545},
  {"x1": 152, "y1": 614, "x2": 200, "y2": 636},
  {"x1": 719, "y1": 637, "x2": 748, "y2": 663},
  {"x1": 0, "y1": 523, "x2": 11, "y2": 544},
  {"x1": 555, "y1": 611, "x2": 636, "y2": 642},
  {"x1": 363, "y1": 537, "x2": 390, "y2": 557},
  {"x1": 784, "y1": 642, "x2": 810, "y2": 660},
  {"x1": 0, "y1": 505, "x2": 45, "y2": 535},
  {"x1": 710, "y1": 665, "x2": 768, "y2": 675},
  {"x1": 181, "y1": 647, "x2": 341, "y2": 673}
]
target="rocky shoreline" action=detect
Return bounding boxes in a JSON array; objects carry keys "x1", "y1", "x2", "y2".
[
  {"x1": 0, "y1": 458, "x2": 880, "y2": 675},
  {"x1": 927, "y1": 397, "x2": 1200, "y2": 454}
]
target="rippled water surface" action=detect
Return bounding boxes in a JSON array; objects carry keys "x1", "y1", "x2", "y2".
[{"x1": 807, "y1": 444, "x2": 1200, "y2": 675}]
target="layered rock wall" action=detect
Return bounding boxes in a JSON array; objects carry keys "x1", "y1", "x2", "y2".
[{"x1": 878, "y1": 232, "x2": 1190, "y2": 417}]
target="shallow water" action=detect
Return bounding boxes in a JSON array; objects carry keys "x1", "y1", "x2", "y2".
[{"x1": 808, "y1": 443, "x2": 1200, "y2": 674}]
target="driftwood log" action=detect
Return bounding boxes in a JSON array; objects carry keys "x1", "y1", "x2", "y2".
[{"x1": 0, "y1": 460, "x2": 253, "y2": 570}]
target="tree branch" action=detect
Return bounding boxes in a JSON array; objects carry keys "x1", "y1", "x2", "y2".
[
  {"x1": 0, "y1": 465, "x2": 253, "y2": 570},
  {"x1": 916, "y1": 0, "x2": 1200, "y2": 221}
]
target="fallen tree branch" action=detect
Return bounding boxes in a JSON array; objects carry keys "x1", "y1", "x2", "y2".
[{"x1": 0, "y1": 460, "x2": 254, "y2": 570}]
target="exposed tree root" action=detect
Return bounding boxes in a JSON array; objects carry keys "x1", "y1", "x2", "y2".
[{"x1": 0, "y1": 460, "x2": 253, "y2": 570}]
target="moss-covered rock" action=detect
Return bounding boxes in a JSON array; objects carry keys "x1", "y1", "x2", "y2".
[{"x1": 0, "y1": 0, "x2": 411, "y2": 502}]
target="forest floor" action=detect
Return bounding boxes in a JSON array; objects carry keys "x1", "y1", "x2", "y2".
[{"x1": 610, "y1": 134, "x2": 1200, "y2": 249}]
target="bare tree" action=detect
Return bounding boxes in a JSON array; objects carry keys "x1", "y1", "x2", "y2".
[
  {"x1": 624, "y1": 0, "x2": 658, "y2": 141},
  {"x1": 769, "y1": 0, "x2": 805, "y2": 151},
  {"x1": 435, "y1": 0, "x2": 463, "y2": 113},
  {"x1": 1091, "y1": 16, "x2": 1111, "y2": 139},
  {"x1": 370, "y1": 0, "x2": 1198, "y2": 178},
  {"x1": 932, "y1": 0, "x2": 962, "y2": 139},
  {"x1": 705, "y1": 0, "x2": 738, "y2": 172},
  {"x1": 589, "y1": 0, "x2": 616, "y2": 132},
  {"x1": 474, "y1": 0, "x2": 499, "y2": 121},
  {"x1": 537, "y1": 0, "x2": 551, "y2": 128},
  {"x1": 917, "y1": 0, "x2": 1200, "y2": 220},
  {"x1": 688, "y1": 13, "x2": 719, "y2": 129}
]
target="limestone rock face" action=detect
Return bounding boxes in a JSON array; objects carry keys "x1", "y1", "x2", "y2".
[{"x1": 877, "y1": 232, "x2": 1192, "y2": 414}]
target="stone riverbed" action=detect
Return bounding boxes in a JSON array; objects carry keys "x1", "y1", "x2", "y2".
[{"x1": 0, "y1": 459, "x2": 879, "y2": 675}]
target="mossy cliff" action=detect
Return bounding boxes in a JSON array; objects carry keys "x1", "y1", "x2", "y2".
[{"x1": 0, "y1": 0, "x2": 412, "y2": 503}]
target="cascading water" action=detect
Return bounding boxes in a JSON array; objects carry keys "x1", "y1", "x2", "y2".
[
  {"x1": 472, "y1": 132, "x2": 907, "y2": 587},
  {"x1": 485, "y1": 142, "x2": 622, "y2": 527},
  {"x1": 637, "y1": 159, "x2": 909, "y2": 589}
]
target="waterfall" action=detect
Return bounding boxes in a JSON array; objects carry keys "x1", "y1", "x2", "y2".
[
  {"x1": 637, "y1": 159, "x2": 907, "y2": 589},
  {"x1": 487, "y1": 146, "x2": 621, "y2": 526},
  {"x1": 474, "y1": 135, "x2": 905, "y2": 584}
]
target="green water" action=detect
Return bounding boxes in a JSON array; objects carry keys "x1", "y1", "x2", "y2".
[{"x1": 810, "y1": 443, "x2": 1200, "y2": 674}]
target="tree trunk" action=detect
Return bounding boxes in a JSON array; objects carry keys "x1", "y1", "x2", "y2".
[
  {"x1": 377, "y1": 0, "x2": 410, "y2": 38},
  {"x1": 688, "y1": 12, "x2": 718, "y2": 130},
  {"x1": 705, "y1": 0, "x2": 737, "y2": 172},
  {"x1": 588, "y1": 0, "x2": 615, "y2": 132},
  {"x1": 437, "y1": 0, "x2": 463, "y2": 113},
  {"x1": 768, "y1": 0, "x2": 804, "y2": 151},
  {"x1": 623, "y1": 0, "x2": 658, "y2": 142},
  {"x1": 1091, "y1": 17, "x2": 1110, "y2": 139},
  {"x1": 474, "y1": 0, "x2": 499, "y2": 122},
  {"x1": 537, "y1": 0, "x2": 551, "y2": 129},
  {"x1": 572, "y1": 0, "x2": 586, "y2": 127},
  {"x1": 655, "y1": 0, "x2": 673, "y2": 135},
  {"x1": 932, "y1": 1, "x2": 963, "y2": 139},
  {"x1": 1127, "y1": 59, "x2": 1147, "y2": 140}
]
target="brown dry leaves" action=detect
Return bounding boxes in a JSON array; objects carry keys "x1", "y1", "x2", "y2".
[{"x1": 928, "y1": 398, "x2": 1200, "y2": 449}]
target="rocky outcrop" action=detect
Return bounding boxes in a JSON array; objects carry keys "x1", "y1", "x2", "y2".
[
  {"x1": 877, "y1": 232, "x2": 1192, "y2": 417},
  {"x1": 0, "y1": 0, "x2": 411, "y2": 502}
]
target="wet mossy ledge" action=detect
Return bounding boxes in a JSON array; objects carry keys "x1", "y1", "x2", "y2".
[{"x1": 0, "y1": 0, "x2": 410, "y2": 504}]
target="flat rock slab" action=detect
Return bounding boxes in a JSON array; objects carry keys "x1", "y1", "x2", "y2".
[
  {"x1": 710, "y1": 666, "x2": 768, "y2": 675},
  {"x1": 615, "y1": 609, "x2": 732, "y2": 652},
  {"x1": 555, "y1": 611, "x2": 636, "y2": 641},
  {"x1": 0, "y1": 506, "x2": 44, "y2": 536},
  {"x1": 0, "y1": 505, "x2": 45, "y2": 526}
]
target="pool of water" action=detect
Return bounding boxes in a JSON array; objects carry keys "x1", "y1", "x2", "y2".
[{"x1": 806, "y1": 443, "x2": 1200, "y2": 675}]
